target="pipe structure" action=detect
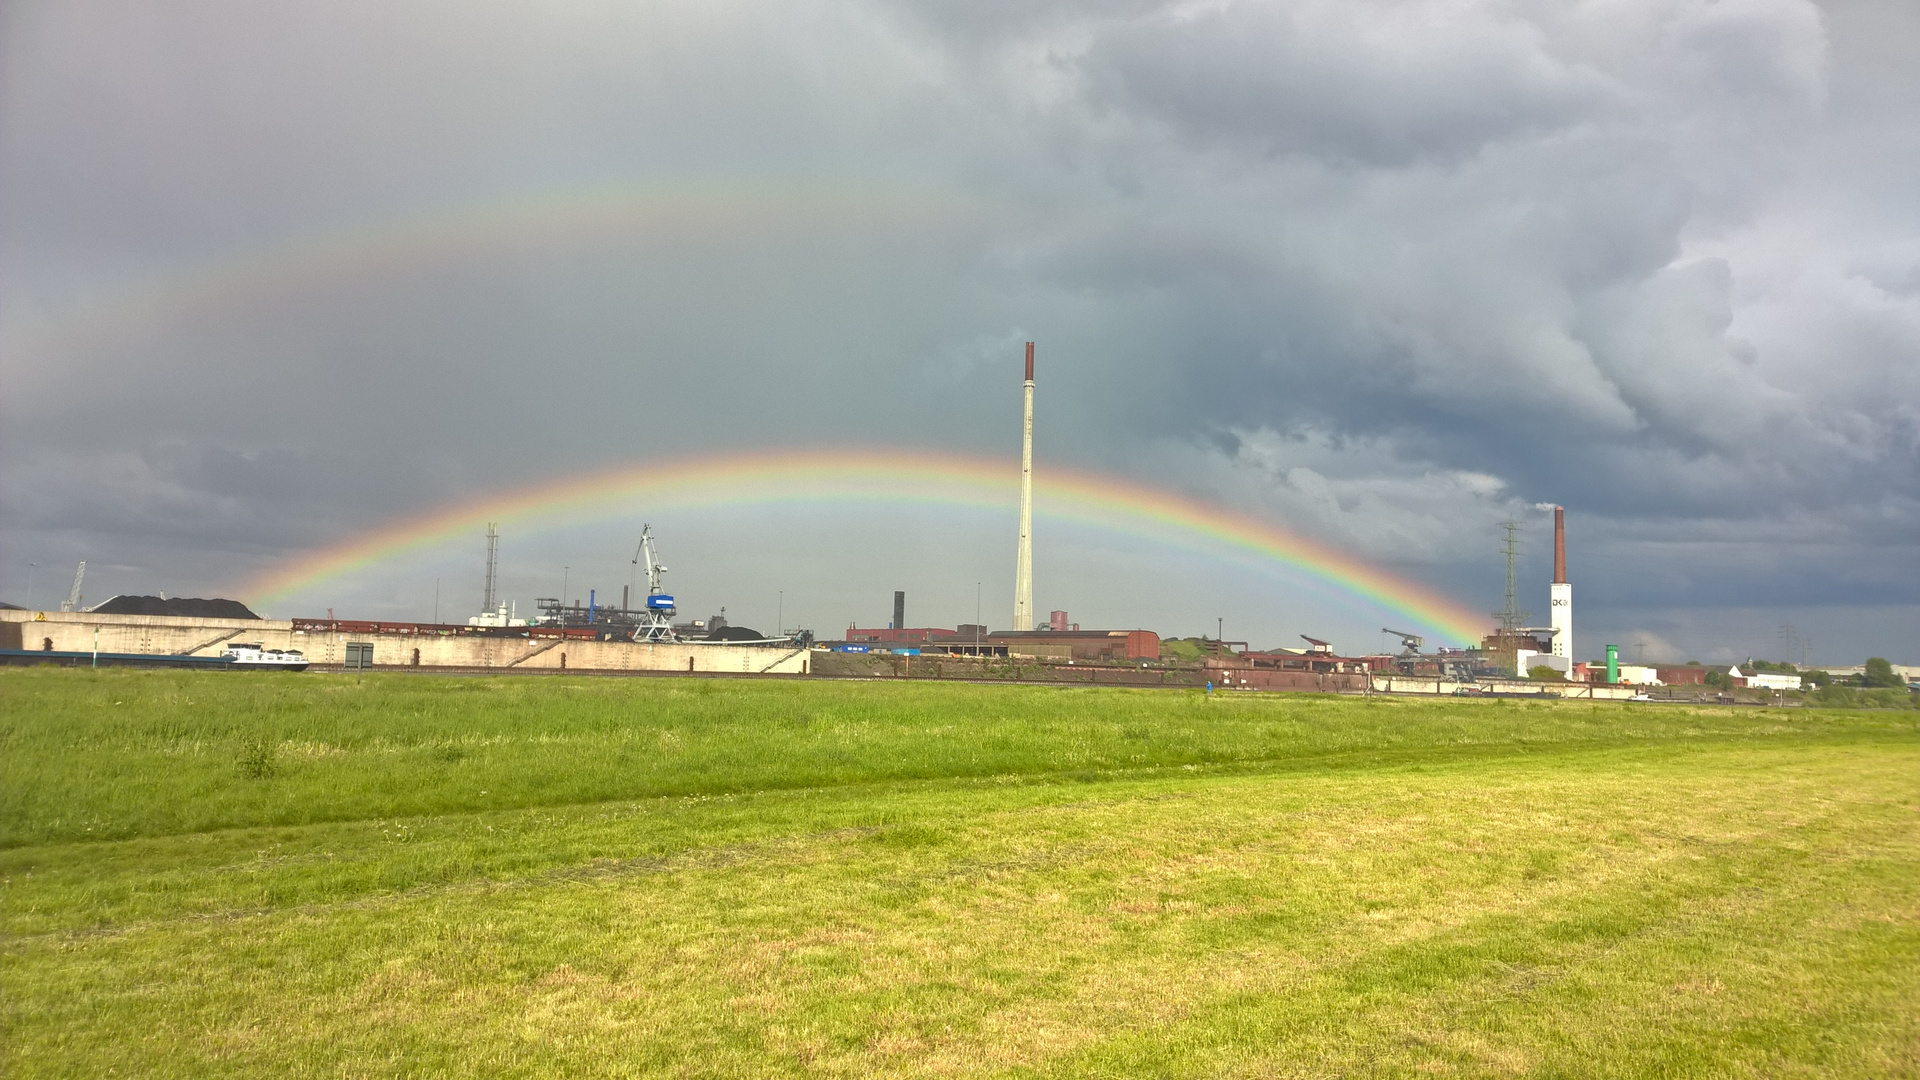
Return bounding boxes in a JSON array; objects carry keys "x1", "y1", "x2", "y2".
[
  {"x1": 1013, "y1": 342, "x2": 1035, "y2": 631},
  {"x1": 1549, "y1": 506, "x2": 1572, "y2": 662}
]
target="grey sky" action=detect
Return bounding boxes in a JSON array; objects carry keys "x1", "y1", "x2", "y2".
[{"x1": 2, "y1": 0, "x2": 1915, "y2": 661}]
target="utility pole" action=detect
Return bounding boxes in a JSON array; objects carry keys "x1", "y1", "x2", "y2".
[{"x1": 975, "y1": 581, "x2": 982, "y2": 656}]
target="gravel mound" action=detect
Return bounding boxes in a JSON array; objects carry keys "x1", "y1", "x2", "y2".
[{"x1": 88, "y1": 595, "x2": 261, "y2": 619}]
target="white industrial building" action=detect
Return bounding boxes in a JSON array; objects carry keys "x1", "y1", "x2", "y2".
[{"x1": 1729, "y1": 665, "x2": 1804, "y2": 691}]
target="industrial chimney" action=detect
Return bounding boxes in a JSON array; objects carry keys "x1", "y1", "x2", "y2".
[
  {"x1": 1013, "y1": 342, "x2": 1036, "y2": 631},
  {"x1": 893, "y1": 590, "x2": 905, "y2": 631},
  {"x1": 1549, "y1": 506, "x2": 1572, "y2": 664}
]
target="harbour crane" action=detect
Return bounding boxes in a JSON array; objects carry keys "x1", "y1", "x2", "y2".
[
  {"x1": 60, "y1": 561, "x2": 86, "y2": 612},
  {"x1": 629, "y1": 525, "x2": 677, "y2": 643},
  {"x1": 1382, "y1": 627, "x2": 1424, "y2": 656}
]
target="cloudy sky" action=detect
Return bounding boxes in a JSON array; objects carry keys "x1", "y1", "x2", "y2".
[{"x1": 3, "y1": 0, "x2": 1916, "y2": 662}]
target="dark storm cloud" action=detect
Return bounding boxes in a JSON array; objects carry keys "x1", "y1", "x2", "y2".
[
  {"x1": 2, "y1": 0, "x2": 1916, "y2": 657},
  {"x1": 1079, "y1": 1, "x2": 1607, "y2": 166}
]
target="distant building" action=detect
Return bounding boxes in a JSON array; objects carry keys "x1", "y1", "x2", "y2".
[
  {"x1": 1811, "y1": 663, "x2": 1920, "y2": 683},
  {"x1": 989, "y1": 629, "x2": 1159, "y2": 661},
  {"x1": 1654, "y1": 665, "x2": 1708, "y2": 685},
  {"x1": 1483, "y1": 630, "x2": 1553, "y2": 676},
  {"x1": 837, "y1": 623, "x2": 1156, "y2": 661},
  {"x1": 1729, "y1": 665, "x2": 1803, "y2": 691},
  {"x1": 1573, "y1": 662, "x2": 1661, "y2": 685},
  {"x1": 1230, "y1": 648, "x2": 1375, "y2": 675},
  {"x1": 843, "y1": 625, "x2": 962, "y2": 645}
]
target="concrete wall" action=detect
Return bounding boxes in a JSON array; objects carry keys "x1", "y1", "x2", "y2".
[
  {"x1": 0, "y1": 610, "x2": 809, "y2": 675},
  {"x1": 1212, "y1": 668, "x2": 1369, "y2": 692},
  {"x1": 1371, "y1": 674, "x2": 1640, "y2": 699},
  {"x1": 1, "y1": 610, "x2": 291, "y2": 655}
]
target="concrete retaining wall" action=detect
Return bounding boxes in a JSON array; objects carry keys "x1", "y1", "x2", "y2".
[
  {"x1": 1213, "y1": 668, "x2": 1370, "y2": 692},
  {"x1": 1, "y1": 610, "x2": 286, "y2": 655},
  {"x1": 1370, "y1": 673, "x2": 1641, "y2": 699},
  {"x1": 0, "y1": 611, "x2": 809, "y2": 675}
]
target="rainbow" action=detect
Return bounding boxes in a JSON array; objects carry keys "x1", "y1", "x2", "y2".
[
  {"x1": 240, "y1": 448, "x2": 1487, "y2": 644},
  {"x1": 0, "y1": 178, "x2": 972, "y2": 369}
]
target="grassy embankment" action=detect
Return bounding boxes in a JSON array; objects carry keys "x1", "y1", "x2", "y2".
[{"x1": 3, "y1": 668, "x2": 1918, "y2": 1076}]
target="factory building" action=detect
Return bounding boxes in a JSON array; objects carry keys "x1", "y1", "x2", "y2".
[
  {"x1": 1483, "y1": 506, "x2": 1576, "y2": 679},
  {"x1": 833, "y1": 625, "x2": 1155, "y2": 661},
  {"x1": 1572, "y1": 661, "x2": 1662, "y2": 685},
  {"x1": 988, "y1": 629, "x2": 1159, "y2": 661},
  {"x1": 1480, "y1": 630, "x2": 1553, "y2": 675},
  {"x1": 839, "y1": 590, "x2": 1152, "y2": 659},
  {"x1": 1729, "y1": 665, "x2": 1804, "y2": 691},
  {"x1": 842, "y1": 625, "x2": 983, "y2": 646},
  {"x1": 839, "y1": 591, "x2": 994, "y2": 649},
  {"x1": 1205, "y1": 648, "x2": 1375, "y2": 692}
]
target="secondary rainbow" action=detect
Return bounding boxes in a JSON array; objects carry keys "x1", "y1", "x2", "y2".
[
  {"x1": 1, "y1": 177, "x2": 973, "y2": 369},
  {"x1": 241, "y1": 448, "x2": 1487, "y2": 644}
]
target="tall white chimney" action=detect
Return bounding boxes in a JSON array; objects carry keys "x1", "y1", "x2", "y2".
[{"x1": 1013, "y1": 342, "x2": 1035, "y2": 631}]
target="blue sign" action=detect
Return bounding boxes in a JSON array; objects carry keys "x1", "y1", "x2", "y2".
[
  {"x1": 646, "y1": 594, "x2": 675, "y2": 610},
  {"x1": 835, "y1": 645, "x2": 871, "y2": 653}
]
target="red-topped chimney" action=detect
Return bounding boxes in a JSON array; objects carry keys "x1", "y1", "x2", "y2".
[
  {"x1": 1553, "y1": 505, "x2": 1566, "y2": 584},
  {"x1": 1025, "y1": 341, "x2": 1034, "y2": 382}
]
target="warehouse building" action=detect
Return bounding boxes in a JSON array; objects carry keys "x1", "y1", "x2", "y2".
[{"x1": 987, "y1": 629, "x2": 1159, "y2": 661}]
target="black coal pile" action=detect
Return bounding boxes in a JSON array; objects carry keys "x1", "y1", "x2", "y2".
[
  {"x1": 705, "y1": 625, "x2": 765, "y2": 642},
  {"x1": 88, "y1": 595, "x2": 261, "y2": 619}
]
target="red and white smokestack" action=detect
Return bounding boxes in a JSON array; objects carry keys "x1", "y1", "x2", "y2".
[
  {"x1": 1549, "y1": 505, "x2": 1571, "y2": 663},
  {"x1": 1553, "y1": 505, "x2": 1566, "y2": 584},
  {"x1": 1025, "y1": 341, "x2": 1034, "y2": 383}
]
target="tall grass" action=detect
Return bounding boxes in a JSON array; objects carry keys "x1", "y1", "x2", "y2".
[
  {"x1": 2, "y1": 668, "x2": 1897, "y2": 847},
  {"x1": 4, "y1": 669, "x2": 1917, "y2": 1077}
]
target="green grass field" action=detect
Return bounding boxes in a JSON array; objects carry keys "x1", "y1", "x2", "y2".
[{"x1": 4, "y1": 669, "x2": 1918, "y2": 1077}]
